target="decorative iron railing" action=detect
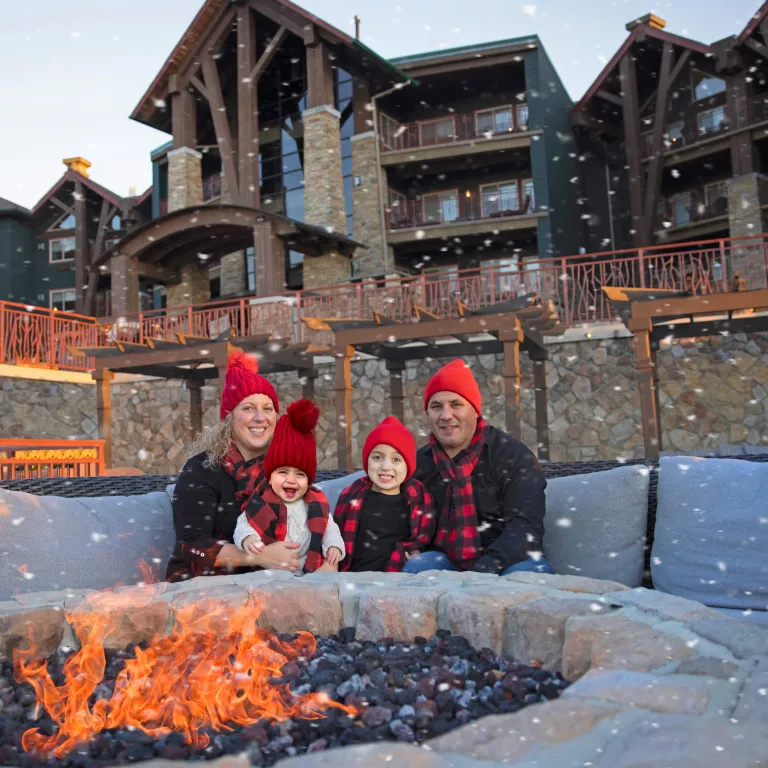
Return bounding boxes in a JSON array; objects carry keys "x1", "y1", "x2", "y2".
[
  {"x1": 0, "y1": 439, "x2": 106, "y2": 479},
  {"x1": 388, "y1": 194, "x2": 534, "y2": 230}
]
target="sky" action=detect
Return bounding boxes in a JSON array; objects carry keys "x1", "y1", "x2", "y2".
[{"x1": 0, "y1": 0, "x2": 762, "y2": 208}]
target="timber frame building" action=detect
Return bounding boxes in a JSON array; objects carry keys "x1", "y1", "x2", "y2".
[{"x1": 574, "y1": 5, "x2": 768, "y2": 273}]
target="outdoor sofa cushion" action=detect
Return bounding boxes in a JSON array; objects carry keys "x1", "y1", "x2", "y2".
[
  {"x1": 0, "y1": 488, "x2": 175, "y2": 600},
  {"x1": 652, "y1": 456, "x2": 768, "y2": 624},
  {"x1": 543, "y1": 465, "x2": 650, "y2": 587}
]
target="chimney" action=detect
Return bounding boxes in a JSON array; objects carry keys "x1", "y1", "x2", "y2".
[
  {"x1": 626, "y1": 13, "x2": 666, "y2": 32},
  {"x1": 354, "y1": 15, "x2": 361, "y2": 39},
  {"x1": 128, "y1": 185, "x2": 137, "y2": 196},
  {"x1": 62, "y1": 157, "x2": 91, "y2": 177}
]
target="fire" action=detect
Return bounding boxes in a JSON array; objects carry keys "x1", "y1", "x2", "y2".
[{"x1": 14, "y1": 590, "x2": 354, "y2": 758}]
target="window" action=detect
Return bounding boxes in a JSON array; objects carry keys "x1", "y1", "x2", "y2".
[
  {"x1": 50, "y1": 237, "x2": 75, "y2": 262},
  {"x1": 110, "y1": 215, "x2": 121, "y2": 230},
  {"x1": 422, "y1": 190, "x2": 459, "y2": 224},
  {"x1": 705, "y1": 181, "x2": 728, "y2": 212},
  {"x1": 50, "y1": 213, "x2": 75, "y2": 230},
  {"x1": 380, "y1": 113, "x2": 403, "y2": 150},
  {"x1": 481, "y1": 181, "x2": 521, "y2": 217},
  {"x1": 516, "y1": 103, "x2": 529, "y2": 131},
  {"x1": 698, "y1": 107, "x2": 726, "y2": 135},
  {"x1": 667, "y1": 121, "x2": 684, "y2": 145},
  {"x1": 671, "y1": 193, "x2": 691, "y2": 226},
  {"x1": 420, "y1": 116, "x2": 455, "y2": 146},
  {"x1": 522, "y1": 178, "x2": 535, "y2": 210},
  {"x1": 476, "y1": 106, "x2": 514, "y2": 136},
  {"x1": 691, "y1": 70, "x2": 726, "y2": 101},
  {"x1": 50, "y1": 289, "x2": 76, "y2": 312}
]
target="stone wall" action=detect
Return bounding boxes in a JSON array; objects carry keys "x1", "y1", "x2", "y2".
[
  {"x1": 167, "y1": 147, "x2": 203, "y2": 213},
  {"x1": 0, "y1": 332, "x2": 765, "y2": 474}
]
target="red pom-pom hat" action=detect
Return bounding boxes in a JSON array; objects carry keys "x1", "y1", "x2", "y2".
[
  {"x1": 219, "y1": 350, "x2": 279, "y2": 420},
  {"x1": 264, "y1": 399, "x2": 320, "y2": 484}
]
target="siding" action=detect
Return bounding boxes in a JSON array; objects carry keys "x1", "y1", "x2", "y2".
[{"x1": 0, "y1": 217, "x2": 37, "y2": 303}]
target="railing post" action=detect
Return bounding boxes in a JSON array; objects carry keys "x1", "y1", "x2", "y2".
[
  {"x1": 187, "y1": 305, "x2": 193, "y2": 336},
  {"x1": 560, "y1": 258, "x2": 571, "y2": 326},
  {"x1": 239, "y1": 299, "x2": 247, "y2": 338},
  {"x1": 0, "y1": 303, "x2": 5, "y2": 365},
  {"x1": 295, "y1": 291, "x2": 303, "y2": 344},
  {"x1": 489, "y1": 266, "x2": 496, "y2": 304},
  {"x1": 49, "y1": 310, "x2": 55, "y2": 369},
  {"x1": 139, "y1": 312, "x2": 144, "y2": 345},
  {"x1": 719, "y1": 238, "x2": 729, "y2": 292},
  {"x1": 420, "y1": 273, "x2": 427, "y2": 310},
  {"x1": 638, "y1": 249, "x2": 646, "y2": 288}
]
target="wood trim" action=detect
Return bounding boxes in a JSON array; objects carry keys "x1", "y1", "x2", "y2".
[
  {"x1": 74, "y1": 179, "x2": 88, "y2": 315},
  {"x1": 620, "y1": 53, "x2": 644, "y2": 246},
  {"x1": 250, "y1": 26, "x2": 287, "y2": 81},
  {"x1": 171, "y1": 87, "x2": 197, "y2": 149},
  {"x1": 306, "y1": 38, "x2": 335, "y2": 108},
  {"x1": 202, "y1": 52, "x2": 240, "y2": 203},
  {"x1": 237, "y1": 4, "x2": 260, "y2": 206},
  {"x1": 50, "y1": 196, "x2": 76, "y2": 218},
  {"x1": 596, "y1": 89, "x2": 623, "y2": 106},
  {"x1": 246, "y1": 0, "x2": 310, "y2": 42},
  {"x1": 189, "y1": 75, "x2": 209, "y2": 102},
  {"x1": 176, "y1": 5, "x2": 238, "y2": 87}
]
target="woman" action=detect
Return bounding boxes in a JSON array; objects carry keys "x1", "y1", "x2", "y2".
[{"x1": 166, "y1": 350, "x2": 302, "y2": 582}]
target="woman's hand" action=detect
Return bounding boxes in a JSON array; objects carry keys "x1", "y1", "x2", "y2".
[
  {"x1": 325, "y1": 547, "x2": 343, "y2": 566},
  {"x1": 250, "y1": 540, "x2": 302, "y2": 572}
]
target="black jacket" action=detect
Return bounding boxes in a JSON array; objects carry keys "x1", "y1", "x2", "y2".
[
  {"x1": 414, "y1": 426, "x2": 546, "y2": 574},
  {"x1": 166, "y1": 451, "x2": 260, "y2": 582}
]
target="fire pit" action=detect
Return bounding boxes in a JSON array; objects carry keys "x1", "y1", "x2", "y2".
[{"x1": 1, "y1": 570, "x2": 766, "y2": 768}]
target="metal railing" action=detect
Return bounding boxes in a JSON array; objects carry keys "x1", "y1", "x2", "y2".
[
  {"x1": 203, "y1": 173, "x2": 222, "y2": 202},
  {"x1": 381, "y1": 106, "x2": 529, "y2": 152},
  {"x1": 641, "y1": 111, "x2": 730, "y2": 159},
  {"x1": 3, "y1": 234, "x2": 768, "y2": 371},
  {"x1": 388, "y1": 193, "x2": 534, "y2": 230},
  {"x1": 0, "y1": 439, "x2": 106, "y2": 479}
]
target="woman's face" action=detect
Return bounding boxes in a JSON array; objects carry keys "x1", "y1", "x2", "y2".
[
  {"x1": 367, "y1": 443, "x2": 408, "y2": 494},
  {"x1": 231, "y1": 393, "x2": 277, "y2": 460}
]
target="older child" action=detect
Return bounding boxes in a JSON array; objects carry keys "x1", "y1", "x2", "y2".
[
  {"x1": 335, "y1": 416, "x2": 436, "y2": 572},
  {"x1": 233, "y1": 399, "x2": 344, "y2": 573}
]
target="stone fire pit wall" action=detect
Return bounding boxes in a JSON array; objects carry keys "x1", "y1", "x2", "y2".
[{"x1": 1, "y1": 571, "x2": 767, "y2": 767}]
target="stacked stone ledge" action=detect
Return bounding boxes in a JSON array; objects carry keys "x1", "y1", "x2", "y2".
[{"x1": 1, "y1": 571, "x2": 767, "y2": 767}]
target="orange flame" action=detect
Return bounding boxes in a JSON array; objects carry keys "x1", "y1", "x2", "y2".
[
  {"x1": 14, "y1": 591, "x2": 354, "y2": 758},
  {"x1": 15, "y1": 564, "x2": 29, "y2": 574}
]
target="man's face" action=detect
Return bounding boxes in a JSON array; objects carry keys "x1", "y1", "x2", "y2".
[{"x1": 426, "y1": 391, "x2": 478, "y2": 456}]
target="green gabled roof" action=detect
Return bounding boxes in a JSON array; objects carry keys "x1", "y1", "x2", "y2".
[{"x1": 389, "y1": 35, "x2": 539, "y2": 67}]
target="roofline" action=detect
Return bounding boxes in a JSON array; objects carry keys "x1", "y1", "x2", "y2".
[
  {"x1": 30, "y1": 170, "x2": 125, "y2": 216},
  {"x1": 0, "y1": 197, "x2": 31, "y2": 218},
  {"x1": 573, "y1": 25, "x2": 710, "y2": 112},
  {"x1": 390, "y1": 36, "x2": 539, "y2": 68},
  {"x1": 739, "y1": 1, "x2": 768, "y2": 43},
  {"x1": 151, "y1": 140, "x2": 174, "y2": 161}
]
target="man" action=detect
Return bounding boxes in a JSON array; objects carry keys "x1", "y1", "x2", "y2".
[{"x1": 405, "y1": 359, "x2": 553, "y2": 575}]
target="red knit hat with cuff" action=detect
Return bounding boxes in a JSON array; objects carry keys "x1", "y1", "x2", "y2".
[
  {"x1": 362, "y1": 416, "x2": 417, "y2": 480},
  {"x1": 423, "y1": 359, "x2": 482, "y2": 415},
  {"x1": 220, "y1": 350, "x2": 279, "y2": 420},
  {"x1": 264, "y1": 399, "x2": 320, "y2": 484}
]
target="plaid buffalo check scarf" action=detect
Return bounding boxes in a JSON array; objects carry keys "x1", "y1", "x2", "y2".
[
  {"x1": 220, "y1": 444, "x2": 268, "y2": 502},
  {"x1": 243, "y1": 486, "x2": 330, "y2": 573},
  {"x1": 430, "y1": 418, "x2": 489, "y2": 570},
  {"x1": 334, "y1": 476, "x2": 437, "y2": 572}
]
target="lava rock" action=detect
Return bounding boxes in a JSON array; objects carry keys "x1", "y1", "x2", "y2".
[{"x1": 362, "y1": 706, "x2": 392, "y2": 728}]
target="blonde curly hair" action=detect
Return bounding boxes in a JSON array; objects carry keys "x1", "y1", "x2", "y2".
[{"x1": 188, "y1": 412, "x2": 236, "y2": 470}]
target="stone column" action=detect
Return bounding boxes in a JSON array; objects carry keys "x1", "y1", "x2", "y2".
[
  {"x1": 109, "y1": 253, "x2": 140, "y2": 316},
  {"x1": 219, "y1": 168, "x2": 248, "y2": 297},
  {"x1": 530, "y1": 348, "x2": 550, "y2": 461},
  {"x1": 302, "y1": 105, "x2": 350, "y2": 289},
  {"x1": 334, "y1": 344, "x2": 354, "y2": 470},
  {"x1": 167, "y1": 146, "x2": 209, "y2": 307},
  {"x1": 350, "y1": 131, "x2": 393, "y2": 279},
  {"x1": 727, "y1": 173, "x2": 767, "y2": 289}
]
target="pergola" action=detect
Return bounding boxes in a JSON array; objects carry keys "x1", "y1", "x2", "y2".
[
  {"x1": 74, "y1": 332, "x2": 323, "y2": 467},
  {"x1": 303, "y1": 296, "x2": 566, "y2": 469},
  {"x1": 603, "y1": 286, "x2": 768, "y2": 458}
]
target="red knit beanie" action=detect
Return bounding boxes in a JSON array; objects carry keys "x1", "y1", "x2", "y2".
[
  {"x1": 264, "y1": 399, "x2": 320, "y2": 484},
  {"x1": 423, "y1": 359, "x2": 482, "y2": 415},
  {"x1": 220, "y1": 350, "x2": 279, "y2": 420},
  {"x1": 363, "y1": 416, "x2": 417, "y2": 480}
]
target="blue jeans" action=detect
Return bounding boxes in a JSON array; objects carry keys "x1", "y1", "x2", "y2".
[{"x1": 402, "y1": 550, "x2": 554, "y2": 576}]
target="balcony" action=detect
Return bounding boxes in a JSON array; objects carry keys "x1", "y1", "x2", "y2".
[
  {"x1": 641, "y1": 108, "x2": 731, "y2": 160},
  {"x1": 656, "y1": 187, "x2": 729, "y2": 240},
  {"x1": 203, "y1": 172, "x2": 222, "y2": 203},
  {"x1": 387, "y1": 188, "x2": 539, "y2": 243},
  {"x1": 380, "y1": 105, "x2": 534, "y2": 165}
]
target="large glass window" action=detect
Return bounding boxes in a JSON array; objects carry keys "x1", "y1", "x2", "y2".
[
  {"x1": 420, "y1": 117, "x2": 456, "y2": 145},
  {"x1": 50, "y1": 237, "x2": 75, "y2": 262},
  {"x1": 50, "y1": 289, "x2": 76, "y2": 312},
  {"x1": 672, "y1": 193, "x2": 691, "y2": 226},
  {"x1": 692, "y1": 70, "x2": 726, "y2": 101},
  {"x1": 481, "y1": 181, "x2": 521, "y2": 217},
  {"x1": 476, "y1": 106, "x2": 514, "y2": 136},
  {"x1": 522, "y1": 178, "x2": 535, "y2": 210},
  {"x1": 423, "y1": 191, "x2": 459, "y2": 224},
  {"x1": 51, "y1": 213, "x2": 75, "y2": 230},
  {"x1": 698, "y1": 107, "x2": 726, "y2": 135},
  {"x1": 705, "y1": 181, "x2": 728, "y2": 210},
  {"x1": 516, "y1": 103, "x2": 529, "y2": 130}
]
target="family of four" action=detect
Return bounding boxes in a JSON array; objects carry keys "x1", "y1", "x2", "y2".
[{"x1": 166, "y1": 351, "x2": 553, "y2": 581}]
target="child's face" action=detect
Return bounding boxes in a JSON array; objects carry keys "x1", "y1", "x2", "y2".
[
  {"x1": 270, "y1": 467, "x2": 309, "y2": 503},
  {"x1": 367, "y1": 443, "x2": 407, "y2": 494}
]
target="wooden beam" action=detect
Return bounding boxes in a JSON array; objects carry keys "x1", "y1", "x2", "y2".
[
  {"x1": 386, "y1": 359, "x2": 406, "y2": 422},
  {"x1": 93, "y1": 200, "x2": 117, "y2": 263},
  {"x1": 237, "y1": 4, "x2": 260, "y2": 207},
  {"x1": 84, "y1": 270, "x2": 99, "y2": 317},
  {"x1": 246, "y1": 0, "x2": 308, "y2": 41},
  {"x1": 620, "y1": 53, "x2": 645, "y2": 246},
  {"x1": 745, "y1": 36, "x2": 768, "y2": 59},
  {"x1": 202, "y1": 53, "x2": 240, "y2": 203},
  {"x1": 306, "y1": 39, "x2": 335, "y2": 108},
  {"x1": 250, "y1": 26, "x2": 287, "y2": 81},
  {"x1": 188, "y1": 381, "x2": 204, "y2": 436},
  {"x1": 171, "y1": 86, "x2": 197, "y2": 150},
  {"x1": 74, "y1": 179, "x2": 88, "y2": 315},
  {"x1": 136, "y1": 261, "x2": 182, "y2": 285},
  {"x1": 334, "y1": 344, "x2": 353, "y2": 470},
  {"x1": 189, "y1": 75, "x2": 209, "y2": 102},
  {"x1": 176, "y1": 6, "x2": 238, "y2": 87},
  {"x1": 93, "y1": 369, "x2": 114, "y2": 469},
  {"x1": 530, "y1": 348, "x2": 550, "y2": 462},
  {"x1": 51, "y1": 196, "x2": 75, "y2": 218},
  {"x1": 502, "y1": 323, "x2": 523, "y2": 440},
  {"x1": 640, "y1": 42, "x2": 674, "y2": 246},
  {"x1": 633, "y1": 328, "x2": 660, "y2": 459},
  {"x1": 596, "y1": 89, "x2": 623, "y2": 106}
]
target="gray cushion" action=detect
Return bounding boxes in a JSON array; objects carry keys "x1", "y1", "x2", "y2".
[
  {"x1": 543, "y1": 465, "x2": 650, "y2": 587},
  {"x1": 0, "y1": 489, "x2": 175, "y2": 600},
  {"x1": 315, "y1": 471, "x2": 366, "y2": 512},
  {"x1": 652, "y1": 457, "x2": 768, "y2": 618}
]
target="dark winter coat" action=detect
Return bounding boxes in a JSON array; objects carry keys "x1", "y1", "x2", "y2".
[{"x1": 414, "y1": 426, "x2": 547, "y2": 574}]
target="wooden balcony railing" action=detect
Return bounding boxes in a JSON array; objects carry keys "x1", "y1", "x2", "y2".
[
  {"x1": 0, "y1": 439, "x2": 106, "y2": 479},
  {"x1": 3, "y1": 234, "x2": 768, "y2": 372},
  {"x1": 387, "y1": 194, "x2": 534, "y2": 230}
]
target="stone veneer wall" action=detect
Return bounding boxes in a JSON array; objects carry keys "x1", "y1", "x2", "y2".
[
  {"x1": 0, "y1": 332, "x2": 766, "y2": 474},
  {"x1": 726, "y1": 172, "x2": 767, "y2": 289}
]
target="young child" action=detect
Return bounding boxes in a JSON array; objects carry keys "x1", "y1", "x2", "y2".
[
  {"x1": 233, "y1": 399, "x2": 344, "y2": 573},
  {"x1": 334, "y1": 416, "x2": 436, "y2": 572}
]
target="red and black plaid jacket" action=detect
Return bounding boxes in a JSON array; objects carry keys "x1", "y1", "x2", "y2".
[
  {"x1": 243, "y1": 486, "x2": 330, "y2": 572},
  {"x1": 334, "y1": 476, "x2": 437, "y2": 572}
]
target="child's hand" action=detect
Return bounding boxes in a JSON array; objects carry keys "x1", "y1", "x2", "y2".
[
  {"x1": 404, "y1": 550, "x2": 419, "y2": 561},
  {"x1": 243, "y1": 535, "x2": 265, "y2": 555},
  {"x1": 325, "y1": 547, "x2": 343, "y2": 566}
]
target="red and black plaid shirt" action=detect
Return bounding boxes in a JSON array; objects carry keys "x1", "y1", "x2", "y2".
[
  {"x1": 431, "y1": 418, "x2": 489, "y2": 570},
  {"x1": 334, "y1": 476, "x2": 437, "y2": 572},
  {"x1": 243, "y1": 487, "x2": 330, "y2": 573}
]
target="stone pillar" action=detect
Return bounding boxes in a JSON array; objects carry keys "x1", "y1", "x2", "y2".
[
  {"x1": 351, "y1": 131, "x2": 393, "y2": 279},
  {"x1": 334, "y1": 344, "x2": 354, "y2": 470},
  {"x1": 219, "y1": 169, "x2": 247, "y2": 297},
  {"x1": 530, "y1": 348, "x2": 550, "y2": 461},
  {"x1": 386, "y1": 359, "x2": 406, "y2": 422},
  {"x1": 727, "y1": 172, "x2": 767, "y2": 289},
  {"x1": 167, "y1": 147, "x2": 203, "y2": 212},
  {"x1": 109, "y1": 253, "x2": 140, "y2": 316},
  {"x1": 302, "y1": 105, "x2": 350, "y2": 289},
  {"x1": 167, "y1": 146, "x2": 209, "y2": 307}
]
